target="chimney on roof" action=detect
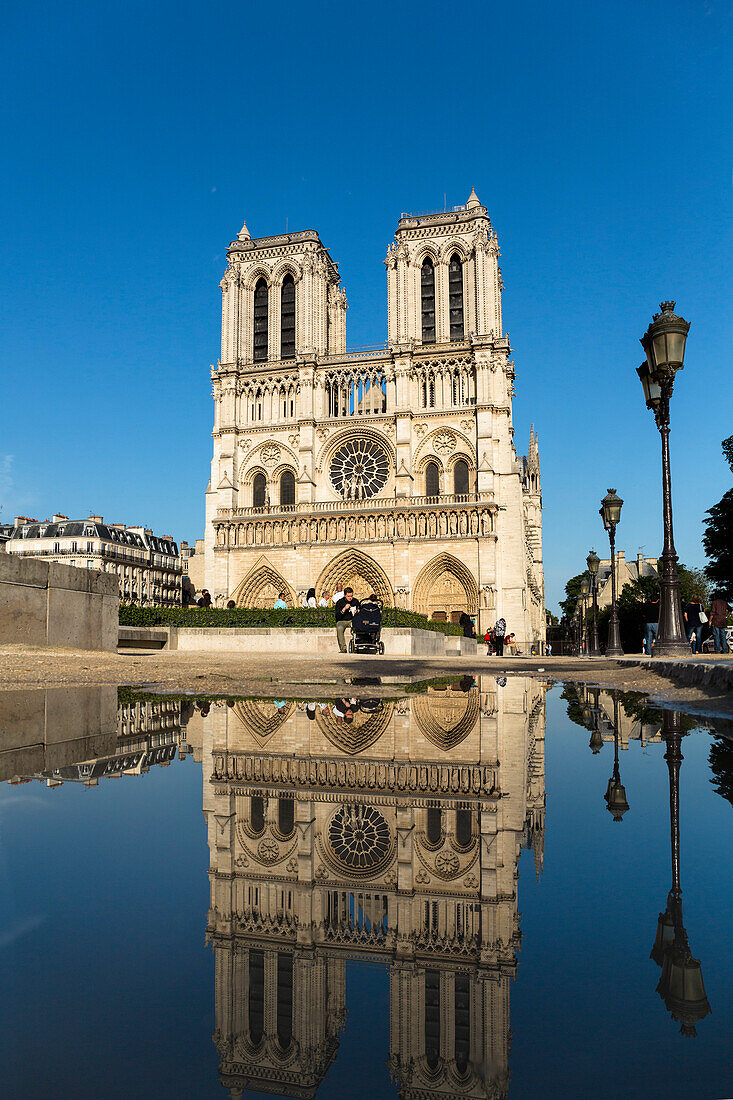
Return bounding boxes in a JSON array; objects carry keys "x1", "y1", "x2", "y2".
[
  {"x1": 88, "y1": 514, "x2": 103, "y2": 524},
  {"x1": 16, "y1": 516, "x2": 38, "y2": 525},
  {"x1": 52, "y1": 514, "x2": 68, "y2": 522}
]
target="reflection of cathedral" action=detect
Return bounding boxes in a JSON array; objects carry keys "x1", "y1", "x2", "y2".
[
  {"x1": 205, "y1": 190, "x2": 545, "y2": 646},
  {"x1": 202, "y1": 677, "x2": 546, "y2": 1097}
]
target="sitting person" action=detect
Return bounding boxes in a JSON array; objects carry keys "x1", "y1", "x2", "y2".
[
  {"x1": 226, "y1": 599, "x2": 236, "y2": 609},
  {"x1": 334, "y1": 587, "x2": 360, "y2": 652},
  {"x1": 273, "y1": 592, "x2": 288, "y2": 610},
  {"x1": 318, "y1": 590, "x2": 330, "y2": 607}
]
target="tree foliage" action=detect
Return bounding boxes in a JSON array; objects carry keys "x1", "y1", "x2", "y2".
[
  {"x1": 703, "y1": 436, "x2": 733, "y2": 596},
  {"x1": 559, "y1": 574, "x2": 586, "y2": 620}
]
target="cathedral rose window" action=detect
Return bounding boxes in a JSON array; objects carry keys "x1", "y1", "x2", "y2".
[
  {"x1": 327, "y1": 804, "x2": 393, "y2": 875},
  {"x1": 330, "y1": 438, "x2": 389, "y2": 500}
]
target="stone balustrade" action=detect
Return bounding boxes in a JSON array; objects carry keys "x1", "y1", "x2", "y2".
[{"x1": 213, "y1": 496, "x2": 497, "y2": 550}]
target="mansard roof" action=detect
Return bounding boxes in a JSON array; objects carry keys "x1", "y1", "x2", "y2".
[{"x1": 10, "y1": 520, "x2": 178, "y2": 555}]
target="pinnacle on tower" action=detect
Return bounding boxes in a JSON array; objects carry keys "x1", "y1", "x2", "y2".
[
  {"x1": 466, "y1": 186, "x2": 481, "y2": 209},
  {"x1": 237, "y1": 220, "x2": 251, "y2": 241}
]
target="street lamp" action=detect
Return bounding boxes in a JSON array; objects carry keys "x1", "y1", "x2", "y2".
[
  {"x1": 651, "y1": 710, "x2": 711, "y2": 1036},
  {"x1": 600, "y1": 489, "x2": 624, "y2": 656},
  {"x1": 604, "y1": 691, "x2": 629, "y2": 821},
  {"x1": 586, "y1": 550, "x2": 601, "y2": 657},
  {"x1": 637, "y1": 301, "x2": 690, "y2": 656},
  {"x1": 579, "y1": 574, "x2": 590, "y2": 655}
]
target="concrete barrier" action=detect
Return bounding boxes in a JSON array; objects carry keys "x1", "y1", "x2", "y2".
[
  {"x1": 118, "y1": 624, "x2": 460, "y2": 656},
  {"x1": 0, "y1": 554, "x2": 119, "y2": 651}
]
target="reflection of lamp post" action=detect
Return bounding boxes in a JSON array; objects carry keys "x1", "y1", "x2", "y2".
[
  {"x1": 599, "y1": 490, "x2": 624, "y2": 656},
  {"x1": 604, "y1": 691, "x2": 629, "y2": 820},
  {"x1": 637, "y1": 302, "x2": 690, "y2": 656},
  {"x1": 651, "y1": 710, "x2": 711, "y2": 1036},
  {"x1": 579, "y1": 575, "x2": 589, "y2": 655},
  {"x1": 589, "y1": 686, "x2": 603, "y2": 753},
  {"x1": 586, "y1": 550, "x2": 601, "y2": 657}
]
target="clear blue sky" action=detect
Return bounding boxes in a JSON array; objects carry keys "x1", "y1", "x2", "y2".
[{"x1": 1, "y1": 0, "x2": 730, "y2": 612}]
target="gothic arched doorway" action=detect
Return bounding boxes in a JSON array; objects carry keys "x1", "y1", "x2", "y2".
[
  {"x1": 412, "y1": 553, "x2": 478, "y2": 623},
  {"x1": 316, "y1": 549, "x2": 393, "y2": 605}
]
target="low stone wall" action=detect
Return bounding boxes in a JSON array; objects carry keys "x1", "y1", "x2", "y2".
[
  {"x1": 0, "y1": 554, "x2": 119, "y2": 652},
  {"x1": 118, "y1": 624, "x2": 471, "y2": 657}
]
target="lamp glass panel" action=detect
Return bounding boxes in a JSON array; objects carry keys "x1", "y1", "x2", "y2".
[
  {"x1": 652, "y1": 330, "x2": 669, "y2": 371},
  {"x1": 667, "y1": 329, "x2": 686, "y2": 365}
]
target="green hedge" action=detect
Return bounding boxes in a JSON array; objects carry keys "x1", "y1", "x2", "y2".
[{"x1": 118, "y1": 604, "x2": 463, "y2": 635}]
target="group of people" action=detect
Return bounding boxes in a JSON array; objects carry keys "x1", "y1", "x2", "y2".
[
  {"x1": 483, "y1": 618, "x2": 520, "y2": 656},
  {"x1": 643, "y1": 591, "x2": 731, "y2": 655}
]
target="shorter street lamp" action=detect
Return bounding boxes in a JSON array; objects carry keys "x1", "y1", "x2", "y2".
[
  {"x1": 600, "y1": 489, "x2": 624, "y2": 657},
  {"x1": 637, "y1": 301, "x2": 690, "y2": 656},
  {"x1": 588, "y1": 686, "x2": 604, "y2": 753},
  {"x1": 579, "y1": 575, "x2": 590, "y2": 655},
  {"x1": 604, "y1": 692, "x2": 629, "y2": 821},
  {"x1": 586, "y1": 550, "x2": 601, "y2": 657}
]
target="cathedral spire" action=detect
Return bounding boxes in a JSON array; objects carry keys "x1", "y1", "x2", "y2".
[
  {"x1": 237, "y1": 220, "x2": 251, "y2": 241},
  {"x1": 466, "y1": 186, "x2": 481, "y2": 209}
]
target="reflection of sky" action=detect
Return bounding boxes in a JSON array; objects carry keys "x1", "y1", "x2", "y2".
[{"x1": 0, "y1": 686, "x2": 731, "y2": 1098}]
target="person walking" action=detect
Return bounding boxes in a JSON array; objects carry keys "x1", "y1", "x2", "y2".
[
  {"x1": 334, "y1": 587, "x2": 360, "y2": 652},
  {"x1": 484, "y1": 629, "x2": 492, "y2": 655},
  {"x1": 709, "y1": 592, "x2": 731, "y2": 654},
  {"x1": 197, "y1": 589, "x2": 212, "y2": 608},
  {"x1": 273, "y1": 592, "x2": 287, "y2": 610},
  {"x1": 494, "y1": 617, "x2": 506, "y2": 657},
  {"x1": 304, "y1": 587, "x2": 317, "y2": 608},
  {"x1": 684, "y1": 593, "x2": 706, "y2": 654},
  {"x1": 643, "y1": 596, "x2": 659, "y2": 656}
]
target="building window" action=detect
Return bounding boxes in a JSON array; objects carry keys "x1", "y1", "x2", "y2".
[
  {"x1": 276, "y1": 952, "x2": 293, "y2": 1050},
  {"x1": 277, "y1": 798, "x2": 294, "y2": 837},
  {"x1": 280, "y1": 470, "x2": 295, "y2": 507},
  {"x1": 421, "y1": 258, "x2": 436, "y2": 344},
  {"x1": 250, "y1": 795, "x2": 265, "y2": 834},
  {"x1": 248, "y1": 949, "x2": 265, "y2": 1045},
  {"x1": 426, "y1": 807, "x2": 442, "y2": 846},
  {"x1": 455, "y1": 809, "x2": 471, "y2": 848},
  {"x1": 253, "y1": 473, "x2": 267, "y2": 509},
  {"x1": 453, "y1": 459, "x2": 470, "y2": 497},
  {"x1": 280, "y1": 275, "x2": 295, "y2": 359},
  {"x1": 425, "y1": 969, "x2": 441, "y2": 1071},
  {"x1": 425, "y1": 461, "x2": 440, "y2": 499},
  {"x1": 454, "y1": 973, "x2": 470, "y2": 1076},
  {"x1": 449, "y1": 253, "x2": 464, "y2": 341},
  {"x1": 253, "y1": 278, "x2": 268, "y2": 362}
]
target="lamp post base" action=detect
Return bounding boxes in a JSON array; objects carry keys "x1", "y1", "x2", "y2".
[{"x1": 653, "y1": 639, "x2": 691, "y2": 658}]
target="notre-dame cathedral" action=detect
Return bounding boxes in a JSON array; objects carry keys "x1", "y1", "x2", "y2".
[{"x1": 204, "y1": 190, "x2": 544, "y2": 647}]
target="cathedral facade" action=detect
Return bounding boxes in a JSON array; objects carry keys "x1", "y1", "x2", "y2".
[{"x1": 205, "y1": 190, "x2": 544, "y2": 645}]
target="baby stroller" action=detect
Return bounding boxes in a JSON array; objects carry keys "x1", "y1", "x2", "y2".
[{"x1": 348, "y1": 596, "x2": 385, "y2": 655}]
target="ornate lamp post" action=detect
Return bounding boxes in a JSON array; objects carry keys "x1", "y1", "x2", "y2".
[
  {"x1": 579, "y1": 575, "x2": 590, "y2": 655},
  {"x1": 637, "y1": 301, "x2": 690, "y2": 656},
  {"x1": 651, "y1": 710, "x2": 711, "y2": 1036},
  {"x1": 599, "y1": 490, "x2": 624, "y2": 657},
  {"x1": 586, "y1": 550, "x2": 601, "y2": 656},
  {"x1": 604, "y1": 691, "x2": 629, "y2": 820}
]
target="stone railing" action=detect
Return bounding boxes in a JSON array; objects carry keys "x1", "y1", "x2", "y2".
[
  {"x1": 217, "y1": 491, "x2": 493, "y2": 519},
  {"x1": 213, "y1": 496, "x2": 497, "y2": 550}
]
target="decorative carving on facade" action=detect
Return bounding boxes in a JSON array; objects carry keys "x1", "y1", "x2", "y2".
[
  {"x1": 434, "y1": 429, "x2": 457, "y2": 455},
  {"x1": 260, "y1": 443, "x2": 281, "y2": 466}
]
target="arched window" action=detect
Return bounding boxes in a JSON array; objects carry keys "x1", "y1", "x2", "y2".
[
  {"x1": 421, "y1": 257, "x2": 436, "y2": 344},
  {"x1": 250, "y1": 795, "x2": 265, "y2": 833},
  {"x1": 248, "y1": 949, "x2": 265, "y2": 1045},
  {"x1": 425, "y1": 969, "x2": 441, "y2": 1071},
  {"x1": 454, "y1": 973, "x2": 470, "y2": 1076},
  {"x1": 253, "y1": 472, "x2": 267, "y2": 509},
  {"x1": 280, "y1": 469, "x2": 295, "y2": 507},
  {"x1": 453, "y1": 459, "x2": 469, "y2": 497},
  {"x1": 281, "y1": 275, "x2": 295, "y2": 359},
  {"x1": 449, "y1": 254, "x2": 464, "y2": 341},
  {"x1": 425, "y1": 461, "x2": 440, "y2": 499},
  {"x1": 276, "y1": 952, "x2": 293, "y2": 1050},
  {"x1": 455, "y1": 809, "x2": 471, "y2": 848},
  {"x1": 427, "y1": 807, "x2": 442, "y2": 846},
  {"x1": 277, "y1": 797, "x2": 294, "y2": 836},
  {"x1": 253, "y1": 278, "x2": 268, "y2": 362}
]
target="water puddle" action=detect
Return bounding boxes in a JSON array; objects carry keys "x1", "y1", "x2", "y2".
[{"x1": 0, "y1": 677, "x2": 730, "y2": 1098}]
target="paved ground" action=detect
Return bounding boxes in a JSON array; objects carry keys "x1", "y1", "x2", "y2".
[{"x1": 1, "y1": 644, "x2": 731, "y2": 712}]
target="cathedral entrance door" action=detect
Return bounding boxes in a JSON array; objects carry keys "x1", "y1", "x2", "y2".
[{"x1": 426, "y1": 569, "x2": 469, "y2": 622}]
